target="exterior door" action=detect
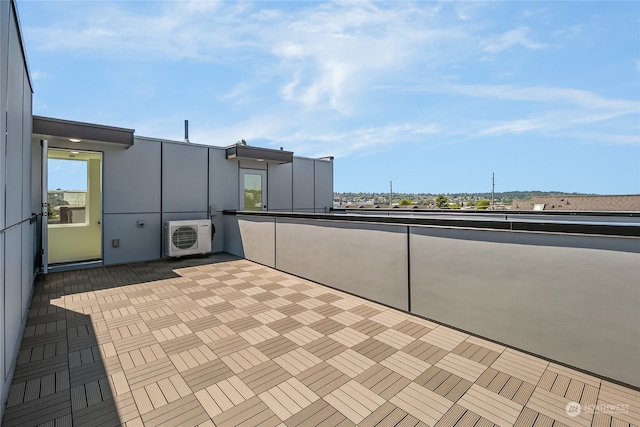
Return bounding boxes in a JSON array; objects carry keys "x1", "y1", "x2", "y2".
[
  {"x1": 46, "y1": 149, "x2": 102, "y2": 264},
  {"x1": 41, "y1": 140, "x2": 48, "y2": 273},
  {"x1": 240, "y1": 169, "x2": 267, "y2": 211}
]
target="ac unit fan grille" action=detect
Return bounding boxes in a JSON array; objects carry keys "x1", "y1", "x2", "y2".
[{"x1": 172, "y1": 226, "x2": 198, "y2": 250}]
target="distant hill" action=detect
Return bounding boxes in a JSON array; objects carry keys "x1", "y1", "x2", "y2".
[{"x1": 334, "y1": 191, "x2": 595, "y2": 205}]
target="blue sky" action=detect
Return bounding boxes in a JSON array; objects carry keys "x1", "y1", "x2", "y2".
[{"x1": 18, "y1": 0, "x2": 640, "y2": 194}]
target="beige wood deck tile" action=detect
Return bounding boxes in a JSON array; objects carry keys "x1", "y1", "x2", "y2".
[
  {"x1": 253, "y1": 309, "x2": 288, "y2": 324},
  {"x1": 327, "y1": 349, "x2": 376, "y2": 378},
  {"x1": 381, "y1": 351, "x2": 432, "y2": 380},
  {"x1": 526, "y1": 387, "x2": 592, "y2": 427},
  {"x1": 374, "y1": 329, "x2": 415, "y2": 349},
  {"x1": 222, "y1": 347, "x2": 270, "y2": 374},
  {"x1": 297, "y1": 298, "x2": 327, "y2": 310},
  {"x1": 291, "y1": 309, "x2": 325, "y2": 325},
  {"x1": 420, "y1": 326, "x2": 469, "y2": 351},
  {"x1": 458, "y1": 384, "x2": 523, "y2": 427},
  {"x1": 235, "y1": 324, "x2": 277, "y2": 345},
  {"x1": 597, "y1": 381, "x2": 640, "y2": 426},
  {"x1": 283, "y1": 326, "x2": 324, "y2": 346},
  {"x1": 369, "y1": 310, "x2": 408, "y2": 327},
  {"x1": 390, "y1": 382, "x2": 454, "y2": 426},
  {"x1": 274, "y1": 348, "x2": 322, "y2": 376},
  {"x1": 324, "y1": 380, "x2": 385, "y2": 424},
  {"x1": 195, "y1": 324, "x2": 234, "y2": 344},
  {"x1": 259, "y1": 378, "x2": 319, "y2": 421},
  {"x1": 491, "y1": 348, "x2": 548, "y2": 385},
  {"x1": 132, "y1": 387, "x2": 155, "y2": 415},
  {"x1": 546, "y1": 363, "x2": 601, "y2": 389},
  {"x1": 329, "y1": 327, "x2": 369, "y2": 348},
  {"x1": 435, "y1": 352, "x2": 487, "y2": 382}
]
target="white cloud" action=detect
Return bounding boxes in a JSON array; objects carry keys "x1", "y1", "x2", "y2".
[{"x1": 483, "y1": 27, "x2": 547, "y2": 54}]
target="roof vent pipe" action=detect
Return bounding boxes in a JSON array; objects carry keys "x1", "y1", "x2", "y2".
[{"x1": 184, "y1": 120, "x2": 190, "y2": 143}]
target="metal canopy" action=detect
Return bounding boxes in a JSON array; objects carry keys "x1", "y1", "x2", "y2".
[
  {"x1": 33, "y1": 116, "x2": 135, "y2": 147},
  {"x1": 225, "y1": 145, "x2": 293, "y2": 164}
]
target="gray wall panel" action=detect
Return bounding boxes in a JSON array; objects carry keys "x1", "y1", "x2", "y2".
[
  {"x1": 104, "y1": 138, "x2": 161, "y2": 214},
  {"x1": 103, "y1": 213, "x2": 162, "y2": 265},
  {"x1": 276, "y1": 219, "x2": 408, "y2": 310},
  {"x1": 21, "y1": 222, "x2": 32, "y2": 313},
  {"x1": 0, "y1": 233, "x2": 4, "y2": 395},
  {"x1": 314, "y1": 160, "x2": 333, "y2": 213},
  {"x1": 293, "y1": 158, "x2": 314, "y2": 212},
  {"x1": 409, "y1": 226, "x2": 640, "y2": 388},
  {"x1": 237, "y1": 216, "x2": 275, "y2": 268},
  {"x1": 209, "y1": 148, "x2": 238, "y2": 211},
  {"x1": 5, "y1": 16, "x2": 24, "y2": 226},
  {"x1": 22, "y1": 75, "x2": 32, "y2": 218},
  {"x1": 268, "y1": 163, "x2": 293, "y2": 211},
  {"x1": 162, "y1": 142, "x2": 208, "y2": 213},
  {"x1": 4, "y1": 228, "x2": 21, "y2": 378}
]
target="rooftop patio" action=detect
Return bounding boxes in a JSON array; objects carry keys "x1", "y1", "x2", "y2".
[{"x1": 2, "y1": 254, "x2": 638, "y2": 427}]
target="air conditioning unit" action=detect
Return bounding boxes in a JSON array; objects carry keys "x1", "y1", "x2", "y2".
[{"x1": 165, "y1": 219, "x2": 212, "y2": 257}]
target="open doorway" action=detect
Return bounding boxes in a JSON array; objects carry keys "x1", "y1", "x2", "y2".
[{"x1": 46, "y1": 149, "x2": 102, "y2": 265}]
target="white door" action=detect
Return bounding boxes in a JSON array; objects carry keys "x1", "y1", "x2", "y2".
[{"x1": 240, "y1": 169, "x2": 267, "y2": 211}]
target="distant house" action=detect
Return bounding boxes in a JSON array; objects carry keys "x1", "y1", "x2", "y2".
[{"x1": 511, "y1": 195, "x2": 640, "y2": 211}]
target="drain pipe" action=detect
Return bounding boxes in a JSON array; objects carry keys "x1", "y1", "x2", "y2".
[{"x1": 184, "y1": 120, "x2": 190, "y2": 143}]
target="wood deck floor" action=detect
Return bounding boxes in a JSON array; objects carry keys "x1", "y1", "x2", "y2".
[{"x1": 2, "y1": 254, "x2": 638, "y2": 427}]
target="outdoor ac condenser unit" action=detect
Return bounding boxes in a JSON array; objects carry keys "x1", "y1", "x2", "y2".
[{"x1": 165, "y1": 219, "x2": 212, "y2": 257}]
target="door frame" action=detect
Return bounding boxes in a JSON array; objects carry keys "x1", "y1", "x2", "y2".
[{"x1": 240, "y1": 169, "x2": 267, "y2": 211}]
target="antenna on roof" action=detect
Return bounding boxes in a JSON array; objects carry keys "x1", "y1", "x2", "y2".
[{"x1": 184, "y1": 120, "x2": 190, "y2": 143}]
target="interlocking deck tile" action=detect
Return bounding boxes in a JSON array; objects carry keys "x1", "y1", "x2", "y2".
[
  {"x1": 526, "y1": 386, "x2": 593, "y2": 427},
  {"x1": 393, "y1": 319, "x2": 433, "y2": 338},
  {"x1": 596, "y1": 381, "x2": 640, "y2": 426},
  {"x1": 169, "y1": 344, "x2": 218, "y2": 372},
  {"x1": 324, "y1": 380, "x2": 386, "y2": 424},
  {"x1": 329, "y1": 327, "x2": 369, "y2": 348},
  {"x1": 284, "y1": 398, "x2": 354, "y2": 427},
  {"x1": 352, "y1": 337, "x2": 396, "y2": 363},
  {"x1": 195, "y1": 376, "x2": 255, "y2": 418},
  {"x1": 381, "y1": 351, "x2": 432, "y2": 380},
  {"x1": 253, "y1": 309, "x2": 288, "y2": 324},
  {"x1": 238, "y1": 360, "x2": 292, "y2": 394},
  {"x1": 350, "y1": 318, "x2": 388, "y2": 337},
  {"x1": 354, "y1": 364, "x2": 411, "y2": 401},
  {"x1": 452, "y1": 341, "x2": 501, "y2": 366},
  {"x1": 435, "y1": 352, "x2": 488, "y2": 382},
  {"x1": 274, "y1": 348, "x2": 322, "y2": 376},
  {"x1": 283, "y1": 326, "x2": 324, "y2": 346},
  {"x1": 327, "y1": 349, "x2": 376, "y2": 378},
  {"x1": 390, "y1": 382, "x2": 454, "y2": 426},
  {"x1": 491, "y1": 348, "x2": 548, "y2": 385},
  {"x1": 259, "y1": 377, "x2": 319, "y2": 421},
  {"x1": 297, "y1": 298, "x2": 327, "y2": 310},
  {"x1": 296, "y1": 361, "x2": 351, "y2": 397},
  {"x1": 211, "y1": 395, "x2": 281, "y2": 427},
  {"x1": 369, "y1": 310, "x2": 408, "y2": 327},
  {"x1": 458, "y1": 383, "x2": 524, "y2": 427},
  {"x1": 222, "y1": 347, "x2": 270, "y2": 374},
  {"x1": 239, "y1": 325, "x2": 280, "y2": 345},
  {"x1": 420, "y1": 326, "x2": 469, "y2": 351},
  {"x1": 402, "y1": 340, "x2": 449, "y2": 364}
]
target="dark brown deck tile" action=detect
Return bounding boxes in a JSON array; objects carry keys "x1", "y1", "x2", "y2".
[
  {"x1": 212, "y1": 395, "x2": 280, "y2": 427},
  {"x1": 285, "y1": 398, "x2": 351, "y2": 427},
  {"x1": 354, "y1": 364, "x2": 411, "y2": 400},
  {"x1": 256, "y1": 336, "x2": 299, "y2": 359},
  {"x1": 1, "y1": 390, "x2": 71, "y2": 427},
  {"x1": 352, "y1": 338, "x2": 397, "y2": 363},
  {"x1": 141, "y1": 394, "x2": 208, "y2": 427},
  {"x1": 303, "y1": 336, "x2": 347, "y2": 360},
  {"x1": 238, "y1": 361, "x2": 291, "y2": 394},
  {"x1": 182, "y1": 359, "x2": 234, "y2": 392},
  {"x1": 297, "y1": 362, "x2": 350, "y2": 397},
  {"x1": 308, "y1": 318, "x2": 344, "y2": 335}
]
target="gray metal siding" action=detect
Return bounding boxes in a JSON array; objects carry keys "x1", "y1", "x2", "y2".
[
  {"x1": 314, "y1": 160, "x2": 333, "y2": 212},
  {"x1": 209, "y1": 147, "x2": 238, "y2": 211},
  {"x1": 103, "y1": 213, "x2": 162, "y2": 265},
  {"x1": 103, "y1": 138, "x2": 161, "y2": 213},
  {"x1": 162, "y1": 142, "x2": 208, "y2": 213},
  {"x1": 293, "y1": 158, "x2": 314, "y2": 212},
  {"x1": 268, "y1": 163, "x2": 293, "y2": 211}
]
